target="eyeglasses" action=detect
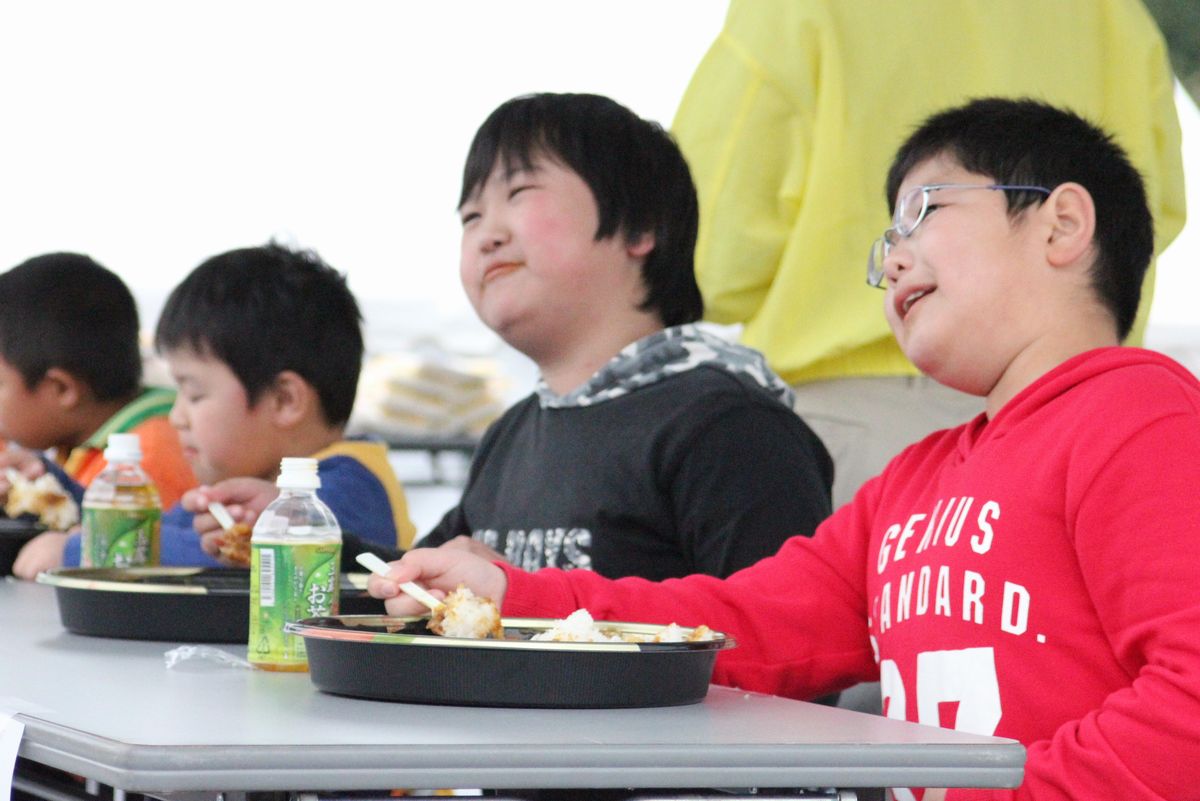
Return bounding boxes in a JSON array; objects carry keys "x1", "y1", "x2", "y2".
[{"x1": 866, "y1": 183, "x2": 1051, "y2": 288}]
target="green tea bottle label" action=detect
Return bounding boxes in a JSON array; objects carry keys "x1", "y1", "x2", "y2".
[
  {"x1": 81, "y1": 505, "x2": 162, "y2": 567},
  {"x1": 249, "y1": 540, "x2": 342, "y2": 669}
]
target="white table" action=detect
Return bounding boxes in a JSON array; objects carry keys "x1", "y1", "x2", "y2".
[{"x1": 1, "y1": 578, "x2": 1024, "y2": 796}]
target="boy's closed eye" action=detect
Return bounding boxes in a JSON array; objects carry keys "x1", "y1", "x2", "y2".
[
  {"x1": 171, "y1": 376, "x2": 206, "y2": 404},
  {"x1": 458, "y1": 183, "x2": 537, "y2": 226}
]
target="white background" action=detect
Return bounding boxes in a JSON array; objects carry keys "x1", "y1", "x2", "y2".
[{"x1": 0, "y1": 0, "x2": 1196, "y2": 360}]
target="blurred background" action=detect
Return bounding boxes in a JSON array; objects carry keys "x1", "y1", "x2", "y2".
[
  {"x1": 1, "y1": 1, "x2": 1197, "y2": 529},
  {"x1": 0, "y1": 1, "x2": 729, "y2": 357}
]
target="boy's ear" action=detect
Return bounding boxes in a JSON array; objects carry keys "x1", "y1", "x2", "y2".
[
  {"x1": 38, "y1": 368, "x2": 84, "y2": 410},
  {"x1": 265, "y1": 370, "x2": 316, "y2": 429},
  {"x1": 1041, "y1": 182, "x2": 1096, "y2": 269},
  {"x1": 625, "y1": 232, "x2": 656, "y2": 260}
]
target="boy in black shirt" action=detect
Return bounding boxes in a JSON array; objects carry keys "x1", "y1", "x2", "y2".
[{"x1": 193, "y1": 93, "x2": 832, "y2": 582}]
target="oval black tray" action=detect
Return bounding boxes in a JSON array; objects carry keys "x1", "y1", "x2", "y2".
[
  {"x1": 37, "y1": 567, "x2": 385, "y2": 643},
  {"x1": 287, "y1": 614, "x2": 734, "y2": 708}
]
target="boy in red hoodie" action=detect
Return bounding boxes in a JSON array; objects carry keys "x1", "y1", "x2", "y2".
[{"x1": 368, "y1": 98, "x2": 1200, "y2": 800}]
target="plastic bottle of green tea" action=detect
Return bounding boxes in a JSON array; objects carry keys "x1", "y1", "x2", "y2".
[
  {"x1": 248, "y1": 457, "x2": 342, "y2": 672},
  {"x1": 80, "y1": 433, "x2": 162, "y2": 568}
]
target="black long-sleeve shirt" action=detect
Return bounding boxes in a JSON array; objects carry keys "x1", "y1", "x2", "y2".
[{"x1": 419, "y1": 366, "x2": 832, "y2": 580}]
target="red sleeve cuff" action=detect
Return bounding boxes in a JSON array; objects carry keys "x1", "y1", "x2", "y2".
[{"x1": 498, "y1": 561, "x2": 581, "y2": 619}]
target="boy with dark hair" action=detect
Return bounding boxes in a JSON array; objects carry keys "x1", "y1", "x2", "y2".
[
  {"x1": 156, "y1": 243, "x2": 366, "y2": 432},
  {"x1": 880, "y1": 98, "x2": 1153, "y2": 342},
  {"x1": 196, "y1": 93, "x2": 833, "y2": 586},
  {"x1": 418, "y1": 91, "x2": 831, "y2": 578},
  {"x1": 457, "y1": 91, "x2": 703, "y2": 330},
  {"x1": 369, "y1": 98, "x2": 1200, "y2": 800},
  {"x1": 16, "y1": 243, "x2": 415, "y2": 577},
  {"x1": 2, "y1": 253, "x2": 197, "y2": 576}
]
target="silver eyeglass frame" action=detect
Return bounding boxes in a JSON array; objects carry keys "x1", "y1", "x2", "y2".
[{"x1": 866, "y1": 183, "x2": 1051, "y2": 288}]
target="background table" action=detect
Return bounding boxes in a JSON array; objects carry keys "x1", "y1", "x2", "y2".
[{"x1": 2, "y1": 578, "x2": 1024, "y2": 796}]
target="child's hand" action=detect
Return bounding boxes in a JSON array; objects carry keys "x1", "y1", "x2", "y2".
[
  {"x1": 12, "y1": 530, "x2": 70, "y2": 580},
  {"x1": 0, "y1": 447, "x2": 46, "y2": 504},
  {"x1": 367, "y1": 547, "x2": 508, "y2": 617},
  {"x1": 182, "y1": 478, "x2": 279, "y2": 558}
]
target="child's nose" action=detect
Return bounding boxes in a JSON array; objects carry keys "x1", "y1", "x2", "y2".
[
  {"x1": 883, "y1": 239, "x2": 914, "y2": 285},
  {"x1": 477, "y1": 217, "x2": 510, "y2": 253},
  {"x1": 167, "y1": 398, "x2": 187, "y2": 429}
]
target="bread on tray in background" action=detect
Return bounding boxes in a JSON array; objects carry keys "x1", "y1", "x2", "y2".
[{"x1": 349, "y1": 352, "x2": 506, "y2": 442}]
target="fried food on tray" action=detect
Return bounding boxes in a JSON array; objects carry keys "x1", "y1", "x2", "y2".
[
  {"x1": 428, "y1": 584, "x2": 503, "y2": 639},
  {"x1": 216, "y1": 522, "x2": 253, "y2": 566},
  {"x1": 531, "y1": 608, "x2": 715, "y2": 643},
  {"x1": 647, "y1": 622, "x2": 715, "y2": 643},
  {"x1": 418, "y1": 591, "x2": 714, "y2": 644},
  {"x1": 531, "y1": 608, "x2": 625, "y2": 642},
  {"x1": 5, "y1": 468, "x2": 79, "y2": 530}
]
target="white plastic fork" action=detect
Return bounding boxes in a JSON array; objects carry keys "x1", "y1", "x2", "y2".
[
  {"x1": 354, "y1": 552, "x2": 444, "y2": 612},
  {"x1": 207, "y1": 502, "x2": 237, "y2": 533}
]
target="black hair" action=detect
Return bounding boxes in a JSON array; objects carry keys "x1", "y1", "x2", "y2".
[
  {"x1": 155, "y1": 243, "x2": 364, "y2": 426},
  {"x1": 0, "y1": 253, "x2": 141, "y2": 400},
  {"x1": 886, "y1": 97, "x2": 1153, "y2": 340},
  {"x1": 459, "y1": 92, "x2": 703, "y2": 326}
]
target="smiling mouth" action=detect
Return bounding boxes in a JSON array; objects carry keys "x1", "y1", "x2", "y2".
[
  {"x1": 901, "y1": 288, "x2": 932, "y2": 317},
  {"x1": 483, "y1": 262, "x2": 522, "y2": 284}
]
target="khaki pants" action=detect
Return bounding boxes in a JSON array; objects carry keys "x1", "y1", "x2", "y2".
[{"x1": 791, "y1": 375, "x2": 984, "y2": 510}]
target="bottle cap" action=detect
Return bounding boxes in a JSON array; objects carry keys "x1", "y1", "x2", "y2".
[
  {"x1": 103, "y1": 433, "x2": 143, "y2": 463},
  {"x1": 276, "y1": 457, "x2": 321, "y2": 490}
]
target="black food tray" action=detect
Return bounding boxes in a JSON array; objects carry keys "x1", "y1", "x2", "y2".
[
  {"x1": 287, "y1": 615, "x2": 734, "y2": 708},
  {"x1": 37, "y1": 567, "x2": 384, "y2": 643},
  {"x1": 0, "y1": 516, "x2": 47, "y2": 576}
]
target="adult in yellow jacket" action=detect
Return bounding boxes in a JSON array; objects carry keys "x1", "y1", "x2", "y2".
[{"x1": 674, "y1": 0, "x2": 1186, "y2": 508}]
